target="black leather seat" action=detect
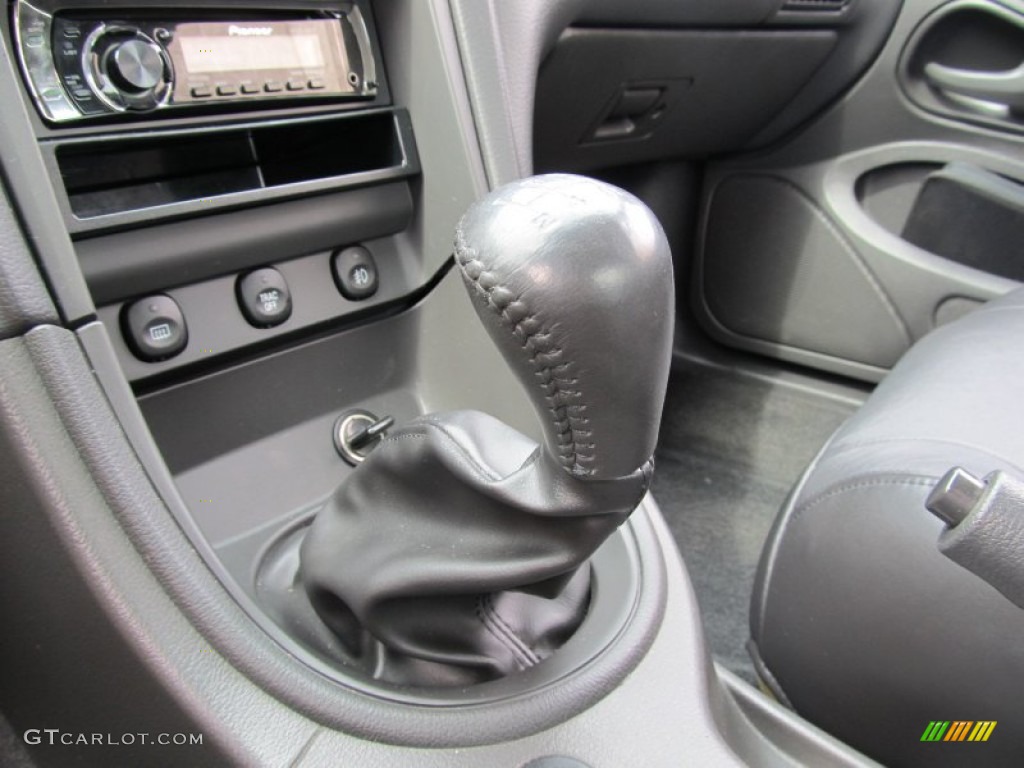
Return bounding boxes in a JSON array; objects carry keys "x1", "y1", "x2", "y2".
[{"x1": 750, "y1": 288, "x2": 1024, "y2": 768}]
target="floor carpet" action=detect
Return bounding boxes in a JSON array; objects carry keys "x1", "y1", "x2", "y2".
[{"x1": 652, "y1": 361, "x2": 859, "y2": 683}]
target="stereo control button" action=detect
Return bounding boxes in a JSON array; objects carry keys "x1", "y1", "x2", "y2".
[
  {"x1": 237, "y1": 268, "x2": 292, "y2": 328},
  {"x1": 333, "y1": 246, "x2": 379, "y2": 300},
  {"x1": 264, "y1": 81, "x2": 283, "y2": 93},
  {"x1": 123, "y1": 295, "x2": 188, "y2": 362},
  {"x1": 308, "y1": 78, "x2": 325, "y2": 90},
  {"x1": 216, "y1": 84, "x2": 237, "y2": 96},
  {"x1": 240, "y1": 83, "x2": 260, "y2": 94},
  {"x1": 190, "y1": 85, "x2": 212, "y2": 98},
  {"x1": 286, "y1": 79, "x2": 305, "y2": 91}
]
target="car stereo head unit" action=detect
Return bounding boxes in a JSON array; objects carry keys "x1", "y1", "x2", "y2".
[{"x1": 14, "y1": 2, "x2": 379, "y2": 123}]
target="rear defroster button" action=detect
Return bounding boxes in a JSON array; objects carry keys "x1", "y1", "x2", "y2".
[
  {"x1": 332, "y1": 246, "x2": 379, "y2": 300},
  {"x1": 123, "y1": 294, "x2": 188, "y2": 362}
]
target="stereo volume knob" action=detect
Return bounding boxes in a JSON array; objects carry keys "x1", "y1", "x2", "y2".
[
  {"x1": 83, "y1": 24, "x2": 172, "y2": 112},
  {"x1": 109, "y1": 39, "x2": 164, "y2": 92}
]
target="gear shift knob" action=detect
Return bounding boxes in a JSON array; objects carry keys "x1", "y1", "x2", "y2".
[
  {"x1": 455, "y1": 174, "x2": 674, "y2": 480},
  {"x1": 298, "y1": 174, "x2": 675, "y2": 687}
]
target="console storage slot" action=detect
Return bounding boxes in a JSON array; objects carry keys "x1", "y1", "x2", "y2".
[{"x1": 45, "y1": 108, "x2": 417, "y2": 233}]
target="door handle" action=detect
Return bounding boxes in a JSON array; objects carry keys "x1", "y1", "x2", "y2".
[{"x1": 924, "y1": 61, "x2": 1024, "y2": 111}]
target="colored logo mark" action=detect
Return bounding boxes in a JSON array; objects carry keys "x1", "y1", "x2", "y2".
[{"x1": 921, "y1": 721, "x2": 996, "y2": 742}]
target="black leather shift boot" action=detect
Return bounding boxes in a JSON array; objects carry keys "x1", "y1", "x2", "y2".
[{"x1": 300, "y1": 410, "x2": 651, "y2": 686}]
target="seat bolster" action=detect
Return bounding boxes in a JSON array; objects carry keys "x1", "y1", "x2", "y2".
[
  {"x1": 750, "y1": 287, "x2": 1024, "y2": 766},
  {"x1": 752, "y1": 471, "x2": 1024, "y2": 767}
]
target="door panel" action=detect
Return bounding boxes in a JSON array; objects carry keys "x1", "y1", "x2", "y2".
[{"x1": 696, "y1": 0, "x2": 1024, "y2": 382}]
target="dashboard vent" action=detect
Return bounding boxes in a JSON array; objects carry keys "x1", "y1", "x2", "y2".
[{"x1": 781, "y1": 0, "x2": 851, "y2": 10}]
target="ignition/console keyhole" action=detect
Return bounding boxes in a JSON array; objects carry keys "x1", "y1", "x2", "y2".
[{"x1": 333, "y1": 410, "x2": 394, "y2": 465}]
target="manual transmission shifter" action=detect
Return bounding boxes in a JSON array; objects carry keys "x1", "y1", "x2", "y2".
[{"x1": 299, "y1": 174, "x2": 674, "y2": 686}]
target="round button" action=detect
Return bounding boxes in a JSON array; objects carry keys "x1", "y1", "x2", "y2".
[
  {"x1": 332, "y1": 246, "x2": 379, "y2": 300},
  {"x1": 237, "y1": 268, "x2": 293, "y2": 328},
  {"x1": 122, "y1": 295, "x2": 188, "y2": 362},
  {"x1": 110, "y1": 39, "x2": 164, "y2": 92}
]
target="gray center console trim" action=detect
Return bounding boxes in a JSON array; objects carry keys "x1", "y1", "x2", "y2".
[
  {"x1": 15, "y1": 321, "x2": 740, "y2": 762},
  {"x1": 715, "y1": 666, "x2": 883, "y2": 767},
  {"x1": 0, "y1": 23, "x2": 95, "y2": 325},
  {"x1": 78, "y1": 181, "x2": 414, "y2": 305},
  {"x1": 0, "y1": 176, "x2": 58, "y2": 339}
]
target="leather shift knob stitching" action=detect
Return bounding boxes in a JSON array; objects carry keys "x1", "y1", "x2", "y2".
[
  {"x1": 455, "y1": 230, "x2": 595, "y2": 477},
  {"x1": 453, "y1": 173, "x2": 673, "y2": 481}
]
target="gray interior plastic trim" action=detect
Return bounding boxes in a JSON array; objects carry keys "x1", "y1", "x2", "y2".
[
  {"x1": 532, "y1": 28, "x2": 838, "y2": 174},
  {"x1": 77, "y1": 181, "x2": 414, "y2": 305},
  {"x1": 450, "y1": 1, "x2": 539, "y2": 186},
  {"x1": 95, "y1": 242, "x2": 416, "y2": 382},
  {"x1": 701, "y1": 172, "x2": 913, "y2": 371},
  {"x1": 0, "y1": 332, "x2": 246, "y2": 768},
  {"x1": 697, "y1": 142, "x2": 1022, "y2": 382},
  {"x1": 897, "y1": 0, "x2": 1024, "y2": 137},
  {"x1": 450, "y1": 0, "x2": 899, "y2": 187},
  {"x1": 715, "y1": 667, "x2": 882, "y2": 767},
  {"x1": 31, "y1": 319, "x2": 740, "y2": 762},
  {"x1": 818, "y1": 142, "x2": 1020, "y2": 340},
  {"x1": 0, "y1": 176, "x2": 58, "y2": 340},
  {"x1": 70, "y1": 259, "x2": 858, "y2": 763},
  {"x1": 112, "y1": 264, "x2": 665, "y2": 736},
  {"x1": 697, "y1": 0, "x2": 1024, "y2": 383},
  {"x1": 373, "y1": 0, "x2": 489, "y2": 274},
  {"x1": 0, "y1": 23, "x2": 95, "y2": 325},
  {"x1": 750, "y1": 0, "x2": 904, "y2": 147},
  {"x1": 577, "y1": 0, "x2": 779, "y2": 26}
]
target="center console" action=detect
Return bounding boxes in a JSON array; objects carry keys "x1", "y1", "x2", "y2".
[{"x1": 0, "y1": 0, "x2": 879, "y2": 765}]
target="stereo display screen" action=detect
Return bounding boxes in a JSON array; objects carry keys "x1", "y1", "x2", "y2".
[
  {"x1": 174, "y1": 20, "x2": 343, "y2": 77},
  {"x1": 180, "y1": 31, "x2": 325, "y2": 74}
]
